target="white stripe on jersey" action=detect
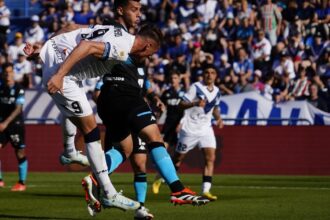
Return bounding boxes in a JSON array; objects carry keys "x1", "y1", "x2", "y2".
[{"x1": 40, "y1": 25, "x2": 135, "y2": 81}]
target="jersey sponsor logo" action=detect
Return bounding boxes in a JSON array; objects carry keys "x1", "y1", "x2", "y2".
[
  {"x1": 167, "y1": 98, "x2": 181, "y2": 106},
  {"x1": 106, "y1": 76, "x2": 125, "y2": 81},
  {"x1": 81, "y1": 28, "x2": 109, "y2": 40},
  {"x1": 50, "y1": 39, "x2": 64, "y2": 62},
  {"x1": 114, "y1": 27, "x2": 122, "y2": 37}
]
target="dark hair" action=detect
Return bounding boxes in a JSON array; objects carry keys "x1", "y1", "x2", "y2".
[
  {"x1": 137, "y1": 23, "x2": 163, "y2": 45},
  {"x1": 2, "y1": 62, "x2": 14, "y2": 71},
  {"x1": 113, "y1": 0, "x2": 140, "y2": 11},
  {"x1": 202, "y1": 63, "x2": 217, "y2": 74},
  {"x1": 170, "y1": 70, "x2": 180, "y2": 77}
]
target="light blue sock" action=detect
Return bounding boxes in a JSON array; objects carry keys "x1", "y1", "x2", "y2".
[
  {"x1": 150, "y1": 146, "x2": 179, "y2": 185},
  {"x1": 105, "y1": 148, "x2": 124, "y2": 174},
  {"x1": 18, "y1": 158, "x2": 28, "y2": 183},
  {"x1": 134, "y1": 173, "x2": 147, "y2": 204}
]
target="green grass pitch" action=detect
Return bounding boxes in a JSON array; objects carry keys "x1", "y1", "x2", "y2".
[{"x1": 0, "y1": 172, "x2": 330, "y2": 220}]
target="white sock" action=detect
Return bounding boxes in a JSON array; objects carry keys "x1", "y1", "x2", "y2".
[
  {"x1": 86, "y1": 141, "x2": 117, "y2": 196},
  {"x1": 61, "y1": 117, "x2": 77, "y2": 157},
  {"x1": 202, "y1": 181, "x2": 212, "y2": 193}
]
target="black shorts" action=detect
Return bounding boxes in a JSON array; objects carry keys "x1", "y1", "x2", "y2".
[
  {"x1": 104, "y1": 129, "x2": 147, "y2": 154},
  {"x1": 98, "y1": 87, "x2": 156, "y2": 144},
  {"x1": 0, "y1": 121, "x2": 25, "y2": 149},
  {"x1": 162, "y1": 123, "x2": 178, "y2": 146}
]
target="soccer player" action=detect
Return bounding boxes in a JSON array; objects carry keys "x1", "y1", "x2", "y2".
[
  {"x1": 24, "y1": 22, "x2": 160, "y2": 210},
  {"x1": 85, "y1": 1, "x2": 163, "y2": 218},
  {"x1": 83, "y1": 25, "x2": 209, "y2": 216},
  {"x1": 152, "y1": 71, "x2": 186, "y2": 194},
  {"x1": 0, "y1": 63, "x2": 28, "y2": 191},
  {"x1": 172, "y1": 64, "x2": 224, "y2": 201},
  {"x1": 91, "y1": 77, "x2": 162, "y2": 219}
]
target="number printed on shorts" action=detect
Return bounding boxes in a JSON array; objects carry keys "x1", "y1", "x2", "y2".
[
  {"x1": 177, "y1": 142, "x2": 187, "y2": 152},
  {"x1": 71, "y1": 101, "x2": 83, "y2": 114}
]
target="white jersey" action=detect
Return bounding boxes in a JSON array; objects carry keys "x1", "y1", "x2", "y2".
[
  {"x1": 40, "y1": 25, "x2": 135, "y2": 82},
  {"x1": 180, "y1": 82, "x2": 221, "y2": 136}
]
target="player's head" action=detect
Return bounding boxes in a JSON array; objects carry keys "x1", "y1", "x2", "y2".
[
  {"x1": 169, "y1": 71, "x2": 181, "y2": 87},
  {"x1": 132, "y1": 24, "x2": 163, "y2": 58},
  {"x1": 1, "y1": 63, "x2": 15, "y2": 84},
  {"x1": 202, "y1": 64, "x2": 217, "y2": 85},
  {"x1": 113, "y1": 0, "x2": 141, "y2": 29}
]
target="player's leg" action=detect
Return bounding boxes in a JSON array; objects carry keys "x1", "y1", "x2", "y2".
[
  {"x1": 0, "y1": 133, "x2": 6, "y2": 187},
  {"x1": 11, "y1": 148, "x2": 27, "y2": 191},
  {"x1": 152, "y1": 126, "x2": 174, "y2": 194},
  {"x1": 201, "y1": 147, "x2": 217, "y2": 201},
  {"x1": 200, "y1": 131, "x2": 217, "y2": 201},
  {"x1": 104, "y1": 128, "x2": 132, "y2": 174},
  {"x1": 130, "y1": 135, "x2": 154, "y2": 220},
  {"x1": 8, "y1": 122, "x2": 27, "y2": 192},
  {"x1": 59, "y1": 116, "x2": 89, "y2": 166},
  {"x1": 51, "y1": 79, "x2": 132, "y2": 211},
  {"x1": 138, "y1": 122, "x2": 209, "y2": 206}
]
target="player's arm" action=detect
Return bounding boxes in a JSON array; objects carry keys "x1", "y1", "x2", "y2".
[
  {"x1": 212, "y1": 106, "x2": 224, "y2": 129},
  {"x1": 47, "y1": 40, "x2": 107, "y2": 94},
  {"x1": 50, "y1": 23, "x2": 89, "y2": 38},
  {"x1": 146, "y1": 88, "x2": 165, "y2": 112},
  {"x1": 0, "y1": 105, "x2": 23, "y2": 132}
]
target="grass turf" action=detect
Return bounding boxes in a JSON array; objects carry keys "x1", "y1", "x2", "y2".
[{"x1": 0, "y1": 172, "x2": 330, "y2": 220}]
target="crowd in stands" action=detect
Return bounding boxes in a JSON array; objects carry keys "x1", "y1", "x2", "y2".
[{"x1": 0, "y1": 0, "x2": 329, "y2": 112}]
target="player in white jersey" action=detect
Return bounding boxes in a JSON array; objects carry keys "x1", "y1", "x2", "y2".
[
  {"x1": 173, "y1": 64, "x2": 224, "y2": 201},
  {"x1": 24, "y1": 23, "x2": 161, "y2": 211}
]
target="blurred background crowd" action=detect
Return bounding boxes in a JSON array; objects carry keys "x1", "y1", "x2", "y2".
[{"x1": 0, "y1": 0, "x2": 329, "y2": 112}]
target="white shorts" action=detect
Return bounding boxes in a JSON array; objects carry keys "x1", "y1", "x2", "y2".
[
  {"x1": 50, "y1": 77, "x2": 93, "y2": 118},
  {"x1": 40, "y1": 39, "x2": 92, "y2": 118},
  {"x1": 176, "y1": 127, "x2": 216, "y2": 154}
]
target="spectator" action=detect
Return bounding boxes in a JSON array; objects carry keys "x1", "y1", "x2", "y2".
[
  {"x1": 252, "y1": 30, "x2": 272, "y2": 74},
  {"x1": 24, "y1": 15, "x2": 45, "y2": 44},
  {"x1": 219, "y1": 12, "x2": 237, "y2": 58},
  {"x1": 273, "y1": 50, "x2": 296, "y2": 79},
  {"x1": 196, "y1": 0, "x2": 219, "y2": 25},
  {"x1": 90, "y1": 0, "x2": 103, "y2": 15},
  {"x1": 286, "y1": 65, "x2": 311, "y2": 100},
  {"x1": 0, "y1": 0, "x2": 10, "y2": 51},
  {"x1": 13, "y1": 51, "x2": 33, "y2": 89},
  {"x1": 233, "y1": 47, "x2": 254, "y2": 81},
  {"x1": 7, "y1": 32, "x2": 25, "y2": 63},
  {"x1": 259, "y1": 0, "x2": 282, "y2": 46},
  {"x1": 263, "y1": 73, "x2": 275, "y2": 101},
  {"x1": 308, "y1": 83, "x2": 328, "y2": 112},
  {"x1": 235, "y1": 17, "x2": 254, "y2": 51},
  {"x1": 252, "y1": 69, "x2": 265, "y2": 94},
  {"x1": 73, "y1": 1, "x2": 94, "y2": 24},
  {"x1": 177, "y1": 0, "x2": 196, "y2": 24}
]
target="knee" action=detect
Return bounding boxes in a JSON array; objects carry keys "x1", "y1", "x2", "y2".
[{"x1": 205, "y1": 154, "x2": 216, "y2": 164}]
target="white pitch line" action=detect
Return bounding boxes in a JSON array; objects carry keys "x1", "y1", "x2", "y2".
[{"x1": 213, "y1": 185, "x2": 330, "y2": 191}]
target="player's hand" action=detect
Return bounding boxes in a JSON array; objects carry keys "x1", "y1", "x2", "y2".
[
  {"x1": 197, "y1": 99, "x2": 206, "y2": 108},
  {"x1": 23, "y1": 42, "x2": 35, "y2": 57},
  {"x1": 215, "y1": 119, "x2": 224, "y2": 129},
  {"x1": 47, "y1": 74, "x2": 64, "y2": 94},
  {"x1": 0, "y1": 122, "x2": 8, "y2": 132},
  {"x1": 156, "y1": 100, "x2": 166, "y2": 112}
]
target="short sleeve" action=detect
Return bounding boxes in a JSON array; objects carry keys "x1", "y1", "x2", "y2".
[
  {"x1": 182, "y1": 84, "x2": 197, "y2": 103},
  {"x1": 102, "y1": 29, "x2": 135, "y2": 61},
  {"x1": 16, "y1": 88, "x2": 25, "y2": 105}
]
